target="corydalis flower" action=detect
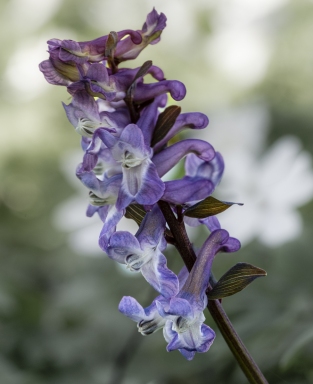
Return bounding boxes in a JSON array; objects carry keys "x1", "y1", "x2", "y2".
[
  {"x1": 156, "y1": 229, "x2": 240, "y2": 360},
  {"x1": 43, "y1": 9, "x2": 166, "y2": 66},
  {"x1": 63, "y1": 90, "x2": 129, "y2": 137},
  {"x1": 106, "y1": 205, "x2": 178, "y2": 298},
  {"x1": 119, "y1": 267, "x2": 189, "y2": 335},
  {"x1": 83, "y1": 124, "x2": 165, "y2": 210}
]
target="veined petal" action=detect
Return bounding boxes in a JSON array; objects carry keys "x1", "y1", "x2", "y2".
[
  {"x1": 116, "y1": 159, "x2": 164, "y2": 210},
  {"x1": 166, "y1": 314, "x2": 215, "y2": 357},
  {"x1": 156, "y1": 297, "x2": 194, "y2": 320},
  {"x1": 98, "y1": 206, "x2": 124, "y2": 252},
  {"x1": 118, "y1": 296, "x2": 146, "y2": 322},
  {"x1": 136, "y1": 204, "x2": 165, "y2": 248},
  {"x1": 153, "y1": 139, "x2": 215, "y2": 177},
  {"x1": 141, "y1": 252, "x2": 179, "y2": 298},
  {"x1": 185, "y1": 152, "x2": 224, "y2": 187},
  {"x1": 107, "y1": 231, "x2": 141, "y2": 265},
  {"x1": 39, "y1": 59, "x2": 72, "y2": 86},
  {"x1": 119, "y1": 124, "x2": 148, "y2": 153}
]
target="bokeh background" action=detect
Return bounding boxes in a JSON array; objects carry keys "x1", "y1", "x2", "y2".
[{"x1": 1, "y1": 0, "x2": 313, "y2": 383}]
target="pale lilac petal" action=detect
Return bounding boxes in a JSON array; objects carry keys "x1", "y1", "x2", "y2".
[
  {"x1": 118, "y1": 296, "x2": 147, "y2": 322},
  {"x1": 136, "y1": 205, "x2": 165, "y2": 246},
  {"x1": 106, "y1": 231, "x2": 141, "y2": 264},
  {"x1": 98, "y1": 207, "x2": 124, "y2": 252},
  {"x1": 156, "y1": 297, "x2": 193, "y2": 320},
  {"x1": 119, "y1": 296, "x2": 166, "y2": 335},
  {"x1": 141, "y1": 252, "x2": 179, "y2": 298},
  {"x1": 119, "y1": 124, "x2": 147, "y2": 151},
  {"x1": 116, "y1": 159, "x2": 164, "y2": 210}
]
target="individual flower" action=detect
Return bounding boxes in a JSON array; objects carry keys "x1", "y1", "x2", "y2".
[
  {"x1": 86, "y1": 124, "x2": 165, "y2": 210},
  {"x1": 156, "y1": 229, "x2": 240, "y2": 360},
  {"x1": 114, "y1": 8, "x2": 167, "y2": 62},
  {"x1": 62, "y1": 90, "x2": 129, "y2": 137},
  {"x1": 119, "y1": 267, "x2": 189, "y2": 335},
  {"x1": 106, "y1": 205, "x2": 178, "y2": 298},
  {"x1": 162, "y1": 151, "x2": 224, "y2": 205},
  {"x1": 76, "y1": 165, "x2": 124, "y2": 248}
]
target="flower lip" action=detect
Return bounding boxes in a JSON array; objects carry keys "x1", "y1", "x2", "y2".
[
  {"x1": 138, "y1": 319, "x2": 162, "y2": 335},
  {"x1": 118, "y1": 150, "x2": 147, "y2": 169},
  {"x1": 76, "y1": 118, "x2": 102, "y2": 137},
  {"x1": 174, "y1": 316, "x2": 197, "y2": 334}
]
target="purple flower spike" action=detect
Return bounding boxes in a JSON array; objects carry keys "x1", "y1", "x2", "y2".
[
  {"x1": 156, "y1": 229, "x2": 240, "y2": 360},
  {"x1": 107, "y1": 205, "x2": 179, "y2": 297}
]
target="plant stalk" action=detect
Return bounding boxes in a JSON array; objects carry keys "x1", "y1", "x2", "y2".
[{"x1": 158, "y1": 200, "x2": 268, "y2": 384}]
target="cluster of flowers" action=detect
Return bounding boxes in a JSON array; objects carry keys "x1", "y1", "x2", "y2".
[{"x1": 39, "y1": 9, "x2": 240, "y2": 360}]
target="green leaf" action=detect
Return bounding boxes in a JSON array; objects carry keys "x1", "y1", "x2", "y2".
[
  {"x1": 151, "y1": 105, "x2": 181, "y2": 147},
  {"x1": 183, "y1": 196, "x2": 243, "y2": 219},
  {"x1": 125, "y1": 204, "x2": 147, "y2": 226},
  {"x1": 207, "y1": 263, "x2": 267, "y2": 300}
]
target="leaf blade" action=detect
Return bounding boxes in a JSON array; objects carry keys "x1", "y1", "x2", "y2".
[
  {"x1": 207, "y1": 263, "x2": 267, "y2": 300},
  {"x1": 183, "y1": 196, "x2": 243, "y2": 219}
]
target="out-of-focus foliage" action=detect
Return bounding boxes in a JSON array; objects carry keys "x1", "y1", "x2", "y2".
[{"x1": 1, "y1": 0, "x2": 313, "y2": 383}]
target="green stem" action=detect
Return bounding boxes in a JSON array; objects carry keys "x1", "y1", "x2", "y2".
[{"x1": 158, "y1": 201, "x2": 268, "y2": 384}]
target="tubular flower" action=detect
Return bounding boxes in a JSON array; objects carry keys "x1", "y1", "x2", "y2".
[
  {"x1": 119, "y1": 267, "x2": 189, "y2": 335},
  {"x1": 106, "y1": 205, "x2": 178, "y2": 298},
  {"x1": 156, "y1": 230, "x2": 241, "y2": 360}
]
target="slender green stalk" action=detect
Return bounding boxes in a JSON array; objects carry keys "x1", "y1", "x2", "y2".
[{"x1": 158, "y1": 200, "x2": 268, "y2": 384}]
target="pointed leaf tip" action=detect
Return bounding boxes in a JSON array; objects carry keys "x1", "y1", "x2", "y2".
[
  {"x1": 183, "y1": 196, "x2": 243, "y2": 219},
  {"x1": 207, "y1": 263, "x2": 267, "y2": 300}
]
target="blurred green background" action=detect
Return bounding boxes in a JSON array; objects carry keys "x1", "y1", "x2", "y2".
[{"x1": 1, "y1": 0, "x2": 313, "y2": 383}]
